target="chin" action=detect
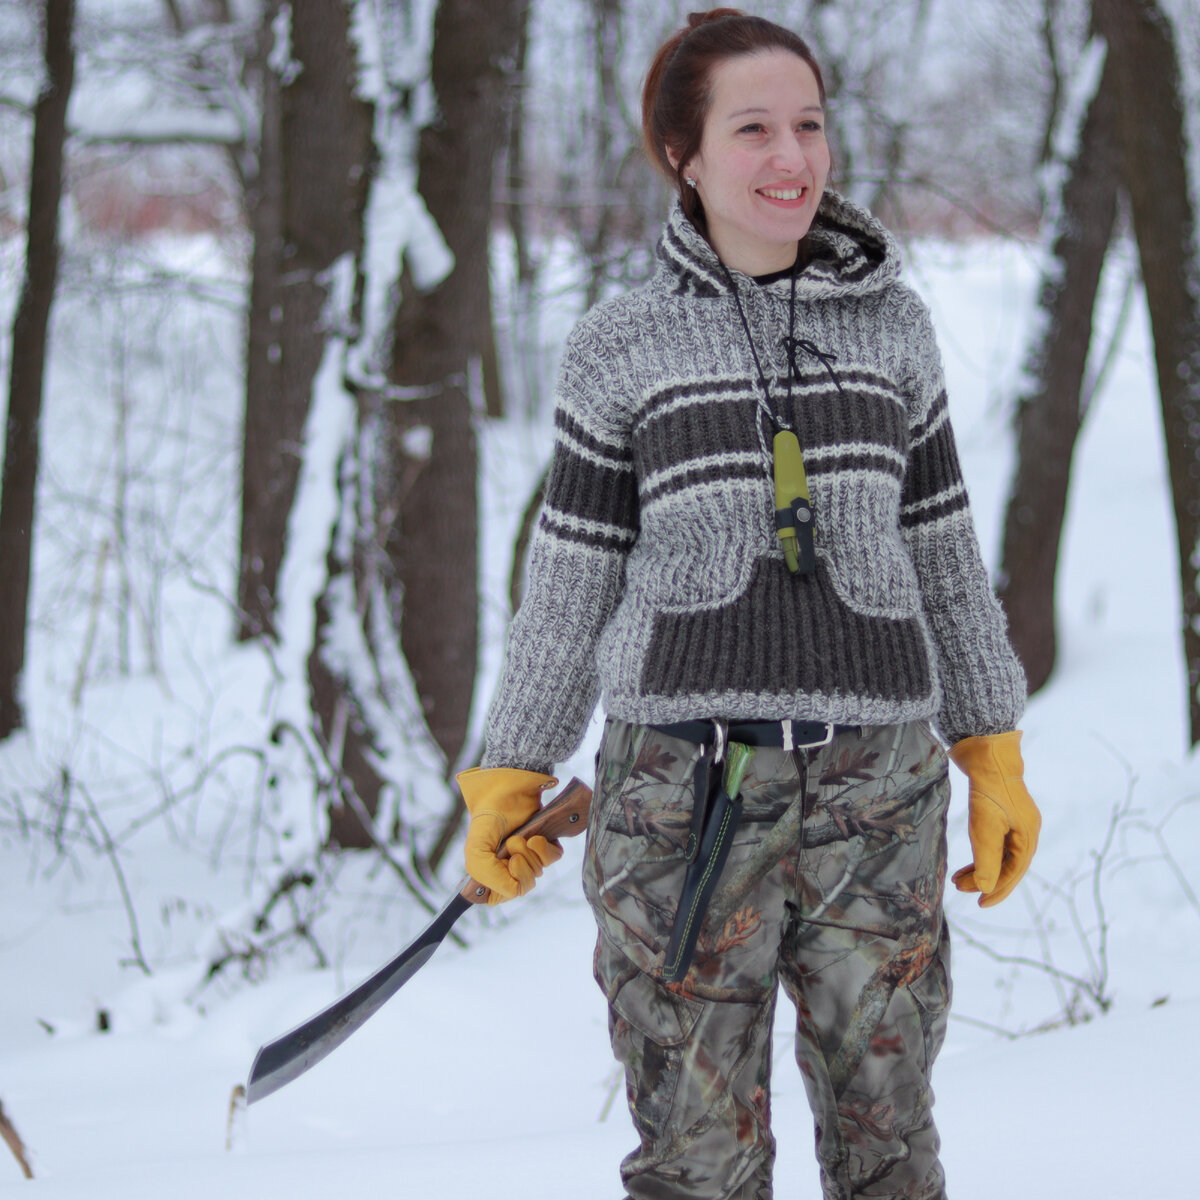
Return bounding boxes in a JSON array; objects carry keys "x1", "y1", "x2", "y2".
[{"x1": 760, "y1": 219, "x2": 814, "y2": 245}]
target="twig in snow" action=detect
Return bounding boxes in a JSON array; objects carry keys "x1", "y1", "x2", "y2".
[
  {"x1": 198, "y1": 867, "x2": 332, "y2": 990},
  {"x1": 0, "y1": 1099, "x2": 34, "y2": 1180},
  {"x1": 272, "y1": 720, "x2": 464, "y2": 944},
  {"x1": 1124, "y1": 794, "x2": 1200, "y2": 920},
  {"x1": 225, "y1": 1084, "x2": 246, "y2": 1152},
  {"x1": 598, "y1": 1065, "x2": 623, "y2": 1123},
  {"x1": 951, "y1": 786, "x2": 1140, "y2": 1031},
  {"x1": 947, "y1": 1011, "x2": 1021, "y2": 1040},
  {"x1": 76, "y1": 776, "x2": 152, "y2": 977}
]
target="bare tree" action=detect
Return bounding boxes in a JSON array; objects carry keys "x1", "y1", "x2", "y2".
[
  {"x1": 383, "y1": 0, "x2": 525, "y2": 773},
  {"x1": 1093, "y1": 0, "x2": 1200, "y2": 743},
  {"x1": 996, "y1": 39, "x2": 1121, "y2": 692},
  {"x1": 240, "y1": 1, "x2": 377, "y2": 846},
  {"x1": 0, "y1": 0, "x2": 75, "y2": 739},
  {"x1": 997, "y1": 0, "x2": 1200, "y2": 730},
  {"x1": 236, "y1": 1, "x2": 373, "y2": 643}
]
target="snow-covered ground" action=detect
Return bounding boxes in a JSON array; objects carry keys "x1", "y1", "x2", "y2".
[{"x1": 2, "y1": 231, "x2": 1198, "y2": 1198}]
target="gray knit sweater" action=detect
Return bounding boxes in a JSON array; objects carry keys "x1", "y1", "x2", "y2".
[{"x1": 484, "y1": 192, "x2": 1025, "y2": 772}]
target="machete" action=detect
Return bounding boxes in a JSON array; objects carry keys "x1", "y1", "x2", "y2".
[{"x1": 246, "y1": 776, "x2": 592, "y2": 1105}]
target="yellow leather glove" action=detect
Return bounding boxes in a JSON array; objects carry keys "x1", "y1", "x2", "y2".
[
  {"x1": 949, "y1": 731, "x2": 1041, "y2": 908},
  {"x1": 456, "y1": 768, "x2": 564, "y2": 905}
]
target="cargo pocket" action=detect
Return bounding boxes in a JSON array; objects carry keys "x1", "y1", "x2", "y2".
[
  {"x1": 908, "y1": 924, "x2": 952, "y2": 1070},
  {"x1": 595, "y1": 934, "x2": 703, "y2": 1140}
]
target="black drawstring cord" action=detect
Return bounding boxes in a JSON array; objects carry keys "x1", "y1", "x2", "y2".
[
  {"x1": 784, "y1": 336, "x2": 846, "y2": 396},
  {"x1": 720, "y1": 261, "x2": 848, "y2": 414},
  {"x1": 721, "y1": 261, "x2": 799, "y2": 431}
]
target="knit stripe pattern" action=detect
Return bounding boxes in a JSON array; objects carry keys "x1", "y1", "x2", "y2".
[{"x1": 484, "y1": 192, "x2": 1025, "y2": 771}]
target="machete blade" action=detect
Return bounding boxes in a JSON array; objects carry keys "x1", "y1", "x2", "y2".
[
  {"x1": 244, "y1": 776, "x2": 591, "y2": 1104},
  {"x1": 246, "y1": 891, "x2": 470, "y2": 1105}
]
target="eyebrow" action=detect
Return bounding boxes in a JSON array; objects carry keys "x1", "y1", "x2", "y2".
[{"x1": 725, "y1": 104, "x2": 824, "y2": 119}]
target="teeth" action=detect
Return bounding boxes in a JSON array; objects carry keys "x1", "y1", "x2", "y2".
[{"x1": 761, "y1": 187, "x2": 804, "y2": 200}]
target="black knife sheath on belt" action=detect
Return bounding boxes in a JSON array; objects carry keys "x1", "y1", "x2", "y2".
[{"x1": 662, "y1": 751, "x2": 745, "y2": 983}]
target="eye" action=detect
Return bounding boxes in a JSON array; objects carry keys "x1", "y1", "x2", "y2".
[
  {"x1": 737, "y1": 122, "x2": 767, "y2": 135},
  {"x1": 798, "y1": 119, "x2": 824, "y2": 134}
]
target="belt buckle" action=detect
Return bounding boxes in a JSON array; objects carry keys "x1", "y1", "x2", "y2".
[
  {"x1": 806, "y1": 722, "x2": 835, "y2": 749},
  {"x1": 783, "y1": 720, "x2": 834, "y2": 752}
]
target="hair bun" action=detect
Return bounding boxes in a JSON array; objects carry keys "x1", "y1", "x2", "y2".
[{"x1": 687, "y1": 7, "x2": 744, "y2": 30}]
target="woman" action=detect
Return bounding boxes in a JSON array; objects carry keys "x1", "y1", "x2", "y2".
[{"x1": 457, "y1": 10, "x2": 1040, "y2": 1199}]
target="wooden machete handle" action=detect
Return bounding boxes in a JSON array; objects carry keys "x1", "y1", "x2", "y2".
[{"x1": 460, "y1": 776, "x2": 593, "y2": 905}]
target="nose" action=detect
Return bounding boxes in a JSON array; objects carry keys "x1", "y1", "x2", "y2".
[{"x1": 770, "y1": 133, "x2": 808, "y2": 175}]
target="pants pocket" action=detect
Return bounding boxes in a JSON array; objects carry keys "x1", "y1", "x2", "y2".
[
  {"x1": 585, "y1": 723, "x2": 699, "y2": 941},
  {"x1": 594, "y1": 934, "x2": 703, "y2": 1141},
  {"x1": 908, "y1": 922, "x2": 952, "y2": 1070}
]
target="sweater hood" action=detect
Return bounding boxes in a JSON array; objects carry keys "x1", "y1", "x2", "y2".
[{"x1": 654, "y1": 189, "x2": 901, "y2": 301}]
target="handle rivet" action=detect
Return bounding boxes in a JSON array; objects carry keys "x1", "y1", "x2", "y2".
[
  {"x1": 569, "y1": 813, "x2": 580, "y2": 823},
  {"x1": 475, "y1": 886, "x2": 486, "y2": 896}
]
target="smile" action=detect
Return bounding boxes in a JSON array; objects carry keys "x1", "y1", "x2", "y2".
[{"x1": 759, "y1": 187, "x2": 806, "y2": 201}]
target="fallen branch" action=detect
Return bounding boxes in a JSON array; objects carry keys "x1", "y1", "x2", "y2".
[
  {"x1": 0, "y1": 1099, "x2": 34, "y2": 1179},
  {"x1": 225, "y1": 1084, "x2": 246, "y2": 1152}
]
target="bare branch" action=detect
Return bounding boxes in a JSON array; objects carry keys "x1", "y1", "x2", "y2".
[
  {"x1": 0, "y1": 1100, "x2": 34, "y2": 1180},
  {"x1": 76, "y1": 776, "x2": 152, "y2": 977}
]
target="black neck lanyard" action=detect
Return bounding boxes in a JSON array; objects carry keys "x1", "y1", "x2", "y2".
[
  {"x1": 720, "y1": 264, "x2": 816, "y2": 576},
  {"x1": 722, "y1": 262, "x2": 798, "y2": 432}
]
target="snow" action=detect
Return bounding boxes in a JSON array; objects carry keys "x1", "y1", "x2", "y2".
[
  {"x1": 61, "y1": 4, "x2": 255, "y2": 148},
  {"x1": 1162, "y1": 0, "x2": 1200, "y2": 275},
  {"x1": 3, "y1": 227, "x2": 1199, "y2": 1198},
  {"x1": 345, "y1": 0, "x2": 451, "y2": 390}
]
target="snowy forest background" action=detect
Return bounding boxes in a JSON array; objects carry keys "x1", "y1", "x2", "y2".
[{"x1": 2, "y1": 0, "x2": 1200, "y2": 1195}]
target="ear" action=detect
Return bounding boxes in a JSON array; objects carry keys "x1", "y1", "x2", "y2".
[{"x1": 665, "y1": 144, "x2": 682, "y2": 173}]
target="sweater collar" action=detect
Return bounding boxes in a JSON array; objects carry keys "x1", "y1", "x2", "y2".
[{"x1": 655, "y1": 189, "x2": 901, "y2": 300}]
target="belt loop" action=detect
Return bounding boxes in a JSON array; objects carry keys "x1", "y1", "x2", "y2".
[
  {"x1": 712, "y1": 718, "x2": 727, "y2": 764},
  {"x1": 782, "y1": 718, "x2": 794, "y2": 753}
]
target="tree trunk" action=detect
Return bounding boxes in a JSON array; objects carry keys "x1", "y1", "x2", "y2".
[
  {"x1": 249, "y1": 1, "x2": 377, "y2": 844},
  {"x1": 0, "y1": 0, "x2": 75, "y2": 740},
  {"x1": 503, "y1": 6, "x2": 534, "y2": 294},
  {"x1": 385, "y1": 0, "x2": 524, "y2": 771},
  {"x1": 1094, "y1": 0, "x2": 1200, "y2": 744},
  {"x1": 236, "y1": 2, "x2": 285, "y2": 640},
  {"x1": 581, "y1": 0, "x2": 622, "y2": 311},
  {"x1": 236, "y1": 1, "x2": 373, "y2": 642},
  {"x1": 996, "y1": 46, "x2": 1121, "y2": 693}
]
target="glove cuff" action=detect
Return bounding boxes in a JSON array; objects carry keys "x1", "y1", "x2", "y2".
[
  {"x1": 456, "y1": 767, "x2": 557, "y2": 815},
  {"x1": 948, "y1": 730, "x2": 1023, "y2": 777}
]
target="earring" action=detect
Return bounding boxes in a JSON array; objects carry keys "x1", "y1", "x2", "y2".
[{"x1": 685, "y1": 177, "x2": 697, "y2": 189}]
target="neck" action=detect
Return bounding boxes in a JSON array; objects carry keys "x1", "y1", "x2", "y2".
[{"x1": 709, "y1": 235, "x2": 799, "y2": 277}]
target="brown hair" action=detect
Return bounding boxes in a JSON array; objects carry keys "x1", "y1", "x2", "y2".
[{"x1": 642, "y1": 9, "x2": 827, "y2": 226}]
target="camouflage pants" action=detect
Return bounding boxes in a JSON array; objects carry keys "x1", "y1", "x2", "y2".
[{"x1": 583, "y1": 718, "x2": 952, "y2": 1200}]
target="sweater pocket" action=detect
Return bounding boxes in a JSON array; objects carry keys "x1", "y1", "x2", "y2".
[
  {"x1": 630, "y1": 519, "x2": 760, "y2": 611},
  {"x1": 819, "y1": 522, "x2": 924, "y2": 620},
  {"x1": 809, "y1": 474, "x2": 922, "y2": 619}
]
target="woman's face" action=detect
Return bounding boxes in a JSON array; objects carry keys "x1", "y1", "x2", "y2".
[{"x1": 683, "y1": 49, "x2": 830, "y2": 275}]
